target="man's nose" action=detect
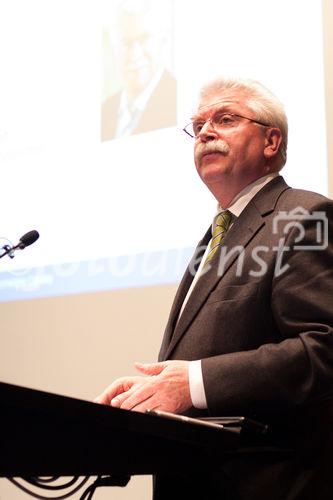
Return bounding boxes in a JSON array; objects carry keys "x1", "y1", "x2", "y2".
[
  {"x1": 197, "y1": 119, "x2": 219, "y2": 142},
  {"x1": 127, "y1": 40, "x2": 145, "y2": 62}
]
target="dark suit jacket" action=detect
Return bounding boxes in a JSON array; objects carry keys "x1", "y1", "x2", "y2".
[
  {"x1": 156, "y1": 176, "x2": 333, "y2": 500},
  {"x1": 101, "y1": 70, "x2": 176, "y2": 141}
]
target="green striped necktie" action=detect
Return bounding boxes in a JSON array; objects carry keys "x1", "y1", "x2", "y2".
[{"x1": 204, "y1": 210, "x2": 232, "y2": 266}]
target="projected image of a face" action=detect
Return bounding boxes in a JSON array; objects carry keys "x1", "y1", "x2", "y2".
[
  {"x1": 101, "y1": 0, "x2": 177, "y2": 141},
  {"x1": 117, "y1": 12, "x2": 162, "y2": 100}
]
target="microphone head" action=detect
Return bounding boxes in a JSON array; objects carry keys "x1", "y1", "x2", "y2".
[{"x1": 18, "y1": 230, "x2": 40, "y2": 249}]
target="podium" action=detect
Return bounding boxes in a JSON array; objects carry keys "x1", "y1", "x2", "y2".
[{"x1": 0, "y1": 381, "x2": 246, "y2": 479}]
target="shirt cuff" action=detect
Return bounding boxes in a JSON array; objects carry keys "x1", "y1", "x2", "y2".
[{"x1": 188, "y1": 360, "x2": 208, "y2": 409}]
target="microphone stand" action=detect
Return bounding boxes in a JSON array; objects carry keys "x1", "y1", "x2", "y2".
[{"x1": 0, "y1": 244, "x2": 15, "y2": 259}]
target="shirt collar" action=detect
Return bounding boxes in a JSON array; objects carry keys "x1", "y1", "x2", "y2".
[
  {"x1": 135, "y1": 68, "x2": 163, "y2": 111},
  {"x1": 218, "y1": 172, "x2": 280, "y2": 218},
  {"x1": 122, "y1": 68, "x2": 164, "y2": 114}
]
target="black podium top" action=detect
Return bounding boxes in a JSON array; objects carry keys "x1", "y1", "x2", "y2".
[{"x1": 0, "y1": 381, "x2": 242, "y2": 477}]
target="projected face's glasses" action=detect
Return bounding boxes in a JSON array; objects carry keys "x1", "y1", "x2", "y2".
[{"x1": 183, "y1": 111, "x2": 270, "y2": 139}]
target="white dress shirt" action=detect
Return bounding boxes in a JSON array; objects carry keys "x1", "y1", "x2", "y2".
[{"x1": 185, "y1": 173, "x2": 279, "y2": 409}]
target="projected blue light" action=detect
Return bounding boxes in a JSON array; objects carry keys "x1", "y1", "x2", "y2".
[{"x1": 0, "y1": 247, "x2": 194, "y2": 302}]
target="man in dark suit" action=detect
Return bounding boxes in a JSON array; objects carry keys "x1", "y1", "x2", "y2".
[{"x1": 96, "y1": 78, "x2": 333, "y2": 499}]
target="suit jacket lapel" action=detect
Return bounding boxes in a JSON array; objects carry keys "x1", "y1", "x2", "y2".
[
  {"x1": 158, "y1": 229, "x2": 211, "y2": 360},
  {"x1": 162, "y1": 176, "x2": 290, "y2": 360}
]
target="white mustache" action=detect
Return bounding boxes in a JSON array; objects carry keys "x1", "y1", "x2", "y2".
[{"x1": 195, "y1": 140, "x2": 230, "y2": 162}]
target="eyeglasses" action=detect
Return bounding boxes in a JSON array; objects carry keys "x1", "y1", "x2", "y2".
[{"x1": 183, "y1": 111, "x2": 270, "y2": 139}]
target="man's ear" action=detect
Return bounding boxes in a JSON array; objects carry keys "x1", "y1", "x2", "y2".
[{"x1": 264, "y1": 128, "x2": 282, "y2": 159}]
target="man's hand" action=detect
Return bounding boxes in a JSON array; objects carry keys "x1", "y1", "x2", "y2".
[{"x1": 94, "y1": 360, "x2": 192, "y2": 414}]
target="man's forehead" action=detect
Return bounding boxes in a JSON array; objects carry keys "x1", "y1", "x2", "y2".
[{"x1": 193, "y1": 92, "x2": 248, "y2": 119}]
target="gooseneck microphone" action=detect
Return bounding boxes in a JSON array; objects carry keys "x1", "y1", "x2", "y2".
[{"x1": 0, "y1": 230, "x2": 40, "y2": 260}]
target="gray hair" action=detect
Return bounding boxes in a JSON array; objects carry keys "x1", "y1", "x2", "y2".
[{"x1": 200, "y1": 77, "x2": 288, "y2": 167}]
